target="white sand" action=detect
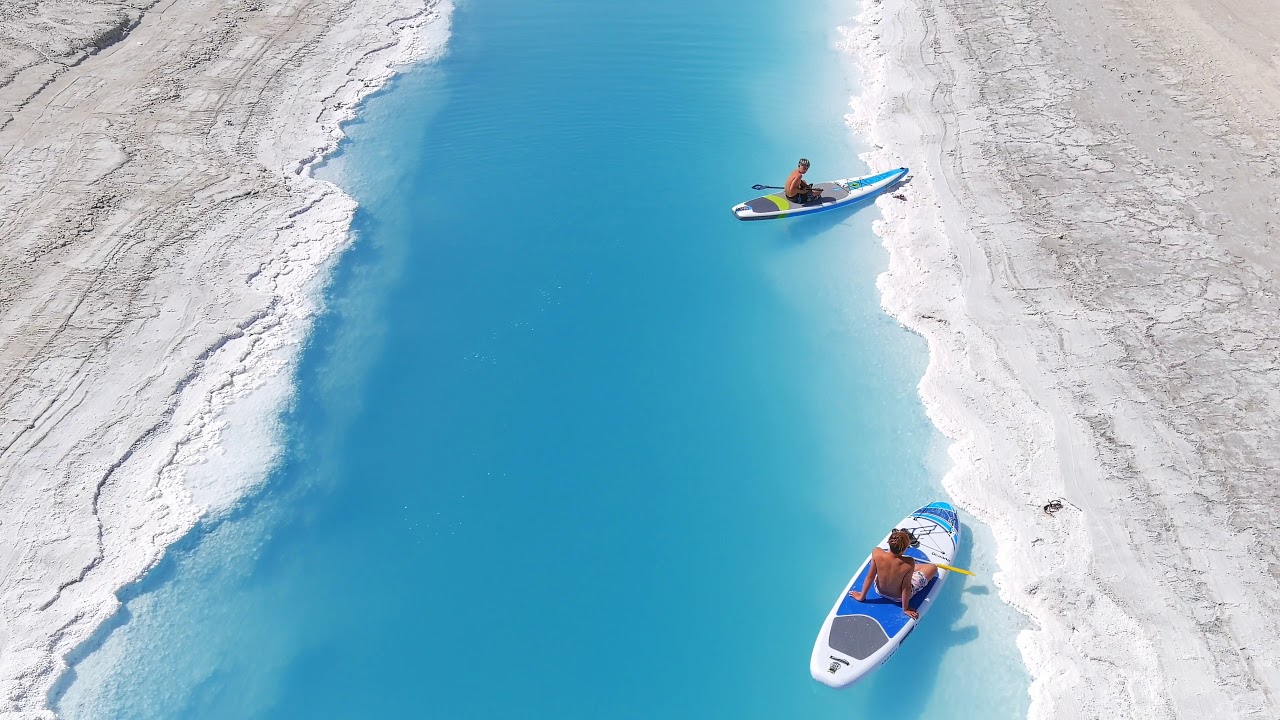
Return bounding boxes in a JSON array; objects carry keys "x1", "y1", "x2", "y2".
[
  {"x1": 844, "y1": 0, "x2": 1280, "y2": 715},
  {"x1": 0, "y1": 0, "x2": 451, "y2": 716}
]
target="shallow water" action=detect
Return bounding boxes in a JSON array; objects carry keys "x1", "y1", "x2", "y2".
[{"x1": 56, "y1": 0, "x2": 1029, "y2": 717}]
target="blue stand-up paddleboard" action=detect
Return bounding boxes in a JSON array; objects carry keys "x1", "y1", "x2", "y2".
[
  {"x1": 810, "y1": 501, "x2": 961, "y2": 687},
  {"x1": 731, "y1": 167, "x2": 908, "y2": 221}
]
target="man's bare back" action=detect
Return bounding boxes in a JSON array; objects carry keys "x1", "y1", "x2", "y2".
[
  {"x1": 785, "y1": 158, "x2": 823, "y2": 202},
  {"x1": 870, "y1": 546, "x2": 916, "y2": 596},
  {"x1": 848, "y1": 529, "x2": 938, "y2": 619}
]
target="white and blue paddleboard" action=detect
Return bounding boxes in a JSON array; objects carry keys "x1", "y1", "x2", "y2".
[
  {"x1": 731, "y1": 167, "x2": 907, "y2": 221},
  {"x1": 810, "y1": 501, "x2": 961, "y2": 688}
]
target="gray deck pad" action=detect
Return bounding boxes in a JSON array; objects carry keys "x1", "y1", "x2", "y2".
[
  {"x1": 828, "y1": 614, "x2": 891, "y2": 660},
  {"x1": 743, "y1": 183, "x2": 850, "y2": 214}
]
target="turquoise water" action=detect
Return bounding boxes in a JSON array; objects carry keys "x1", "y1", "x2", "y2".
[{"x1": 56, "y1": 0, "x2": 1028, "y2": 717}]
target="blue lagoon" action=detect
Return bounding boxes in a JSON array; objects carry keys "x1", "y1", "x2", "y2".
[{"x1": 57, "y1": 0, "x2": 1028, "y2": 717}]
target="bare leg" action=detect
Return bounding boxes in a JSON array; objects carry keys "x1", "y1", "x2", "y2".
[{"x1": 917, "y1": 563, "x2": 938, "y2": 583}]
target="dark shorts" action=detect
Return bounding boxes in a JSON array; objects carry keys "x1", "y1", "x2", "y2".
[{"x1": 787, "y1": 191, "x2": 816, "y2": 204}]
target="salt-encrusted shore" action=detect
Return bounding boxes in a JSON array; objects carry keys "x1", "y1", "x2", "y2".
[
  {"x1": 843, "y1": 0, "x2": 1280, "y2": 716},
  {"x1": 0, "y1": 0, "x2": 450, "y2": 716}
]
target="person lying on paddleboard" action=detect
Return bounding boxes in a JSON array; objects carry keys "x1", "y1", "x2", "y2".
[
  {"x1": 785, "y1": 158, "x2": 823, "y2": 203},
  {"x1": 848, "y1": 529, "x2": 938, "y2": 619}
]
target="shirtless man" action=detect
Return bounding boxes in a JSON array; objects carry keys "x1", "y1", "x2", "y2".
[
  {"x1": 848, "y1": 529, "x2": 938, "y2": 619},
  {"x1": 784, "y1": 158, "x2": 823, "y2": 203}
]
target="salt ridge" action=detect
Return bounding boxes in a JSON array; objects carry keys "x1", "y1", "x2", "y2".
[
  {"x1": 0, "y1": 2, "x2": 451, "y2": 717},
  {"x1": 839, "y1": 0, "x2": 1280, "y2": 712},
  {"x1": 842, "y1": 4, "x2": 1170, "y2": 710}
]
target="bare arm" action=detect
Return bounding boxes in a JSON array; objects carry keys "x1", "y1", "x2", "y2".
[
  {"x1": 849, "y1": 554, "x2": 878, "y2": 602},
  {"x1": 902, "y1": 559, "x2": 919, "y2": 620}
]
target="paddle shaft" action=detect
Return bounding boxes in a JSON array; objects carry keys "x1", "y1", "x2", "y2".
[
  {"x1": 934, "y1": 562, "x2": 973, "y2": 576},
  {"x1": 751, "y1": 184, "x2": 825, "y2": 192}
]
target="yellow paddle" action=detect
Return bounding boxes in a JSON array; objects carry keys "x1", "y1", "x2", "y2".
[{"x1": 934, "y1": 563, "x2": 973, "y2": 576}]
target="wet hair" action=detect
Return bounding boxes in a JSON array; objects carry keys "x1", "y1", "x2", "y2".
[
  {"x1": 798, "y1": 158, "x2": 810, "y2": 168},
  {"x1": 888, "y1": 529, "x2": 912, "y2": 555}
]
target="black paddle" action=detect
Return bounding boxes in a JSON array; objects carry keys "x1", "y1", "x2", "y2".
[{"x1": 752, "y1": 184, "x2": 824, "y2": 192}]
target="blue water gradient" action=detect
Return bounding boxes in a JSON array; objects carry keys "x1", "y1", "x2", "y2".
[{"x1": 55, "y1": 0, "x2": 1028, "y2": 717}]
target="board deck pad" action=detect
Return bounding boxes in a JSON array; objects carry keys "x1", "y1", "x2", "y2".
[
  {"x1": 809, "y1": 502, "x2": 961, "y2": 687},
  {"x1": 741, "y1": 183, "x2": 850, "y2": 214},
  {"x1": 732, "y1": 168, "x2": 908, "y2": 221},
  {"x1": 828, "y1": 615, "x2": 889, "y2": 660}
]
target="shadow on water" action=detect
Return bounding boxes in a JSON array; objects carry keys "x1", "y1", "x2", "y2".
[{"x1": 845, "y1": 522, "x2": 983, "y2": 717}]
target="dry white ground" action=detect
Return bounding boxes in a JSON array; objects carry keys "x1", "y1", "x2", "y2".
[
  {"x1": 0, "y1": 0, "x2": 449, "y2": 716},
  {"x1": 4, "y1": 0, "x2": 1279, "y2": 716},
  {"x1": 849, "y1": 0, "x2": 1280, "y2": 716}
]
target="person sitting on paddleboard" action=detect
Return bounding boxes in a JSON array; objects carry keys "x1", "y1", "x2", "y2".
[
  {"x1": 847, "y1": 529, "x2": 937, "y2": 619},
  {"x1": 785, "y1": 158, "x2": 823, "y2": 204}
]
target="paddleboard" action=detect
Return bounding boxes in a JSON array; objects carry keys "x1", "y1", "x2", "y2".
[
  {"x1": 809, "y1": 501, "x2": 961, "y2": 688},
  {"x1": 731, "y1": 167, "x2": 908, "y2": 221}
]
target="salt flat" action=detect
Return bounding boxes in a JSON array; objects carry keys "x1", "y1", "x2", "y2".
[
  {"x1": 849, "y1": 0, "x2": 1280, "y2": 715},
  {"x1": 3, "y1": 0, "x2": 1279, "y2": 715},
  {"x1": 0, "y1": 0, "x2": 450, "y2": 716}
]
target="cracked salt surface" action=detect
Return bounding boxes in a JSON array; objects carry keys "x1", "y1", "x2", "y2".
[
  {"x1": 5, "y1": 0, "x2": 1280, "y2": 713},
  {"x1": 0, "y1": 0, "x2": 452, "y2": 715},
  {"x1": 42, "y1": 0, "x2": 1031, "y2": 715},
  {"x1": 844, "y1": 0, "x2": 1280, "y2": 714}
]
